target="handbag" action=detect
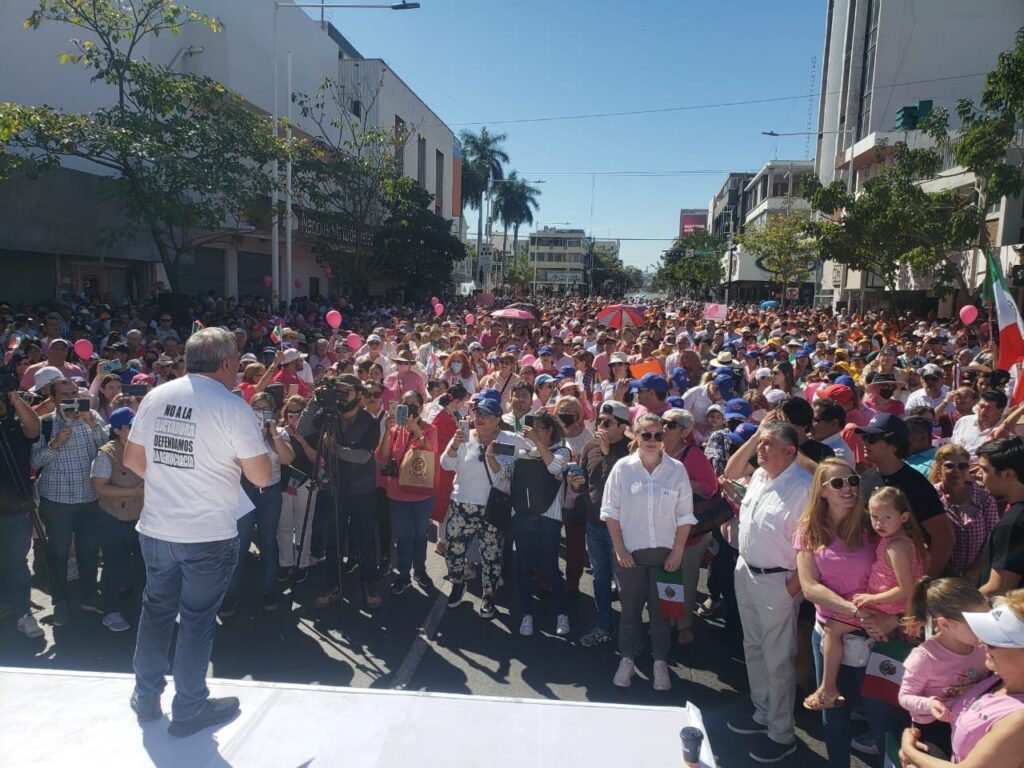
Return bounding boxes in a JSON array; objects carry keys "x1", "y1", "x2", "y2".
[
  {"x1": 397, "y1": 432, "x2": 435, "y2": 494},
  {"x1": 482, "y1": 453, "x2": 513, "y2": 531},
  {"x1": 691, "y1": 492, "x2": 733, "y2": 536},
  {"x1": 510, "y1": 449, "x2": 566, "y2": 517}
]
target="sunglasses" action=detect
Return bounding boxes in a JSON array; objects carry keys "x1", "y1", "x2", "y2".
[
  {"x1": 596, "y1": 418, "x2": 616, "y2": 428},
  {"x1": 364, "y1": 392, "x2": 382, "y2": 399},
  {"x1": 824, "y1": 475, "x2": 861, "y2": 490},
  {"x1": 942, "y1": 461, "x2": 970, "y2": 471},
  {"x1": 638, "y1": 431, "x2": 664, "y2": 442},
  {"x1": 661, "y1": 420, "x2": 681, "y2": 430}
]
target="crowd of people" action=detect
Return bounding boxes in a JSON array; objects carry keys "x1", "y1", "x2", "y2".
[{"x1": 1, "y1": 289, "x2": 1024, "y2": 762}]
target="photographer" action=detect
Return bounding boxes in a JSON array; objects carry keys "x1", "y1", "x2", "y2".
[
  {"x1": 299, "y1": 374, "x2": 383, "y2": 610},
  {"x1": 31, "y1": 377, "x2": 107, "y2": 626},
  {"x1": 0, "y1": 377, "x2": 42, "y2": 638}
]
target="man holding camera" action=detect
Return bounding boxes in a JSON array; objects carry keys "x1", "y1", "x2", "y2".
[{"x1": 31, "y1": 377, "x2": 107, "y2": 625}]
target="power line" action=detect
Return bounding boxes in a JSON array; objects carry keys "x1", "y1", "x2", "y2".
[
  {"x1": 517, "y1": 169, "x2": 748, "y2": 177},
  {"x1": 444, "y1": 72, "x2": 987, "y2": 127}
]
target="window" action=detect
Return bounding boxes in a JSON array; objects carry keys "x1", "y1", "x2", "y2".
[
  {"x1": 435, "y1": 149, "x2": 444, "y2": 213},
  {"x1": 394, "y1": 116, "x2": 406, "y2": 167},
  {"x1": 417, "y1": 135, "x2": 427, "y2": 189}
]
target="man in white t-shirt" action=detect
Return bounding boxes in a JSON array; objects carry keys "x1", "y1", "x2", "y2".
[{"x1": 124, "y1": 328, "x2": 270, "y2": 738}]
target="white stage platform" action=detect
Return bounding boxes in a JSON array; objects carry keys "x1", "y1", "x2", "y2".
[{"x1": 0, "y1": 667, "x2": 716, "y2": 767}]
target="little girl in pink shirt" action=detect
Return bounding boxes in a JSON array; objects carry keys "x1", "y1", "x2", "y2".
[{"x1": 899, "y1": 577, "x2": 990, "y2": 757}]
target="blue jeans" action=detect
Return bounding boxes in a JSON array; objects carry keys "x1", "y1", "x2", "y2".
[
  {"x1": 812, "y1": 623, "x2": 909, "y2": 767},
  {"x1": 586, "y1": 522, "x2": 616, "y2": 631},
  {"x1": 0, "y1": 513, "x2": 31, "y2": 617},
  {"x1": 512, "y1": 513, "x2": 566, "y2": 616},
  {"x1": 228, "y1": 481, "x2": 282, "y2": 597},
  {"x1": 98, "y1": 512, "x2": 141, "y2": 614},
  {"x1": 132, "y1": 534, "x2": 238, "y2": 721},
  {"x1": 40, "y1": 498, "x2": 102, "y2": 603},
  {"x1": 389, "y1": 496, "x2": 431, "y2": 577}
]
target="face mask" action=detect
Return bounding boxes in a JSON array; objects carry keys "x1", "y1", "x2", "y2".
[
  {"x1": 450, "y1": 361, "x2": 463, "y2": 373},
  {"x1": 879, "y1": 387, "x2": 896, "y2": 399}
]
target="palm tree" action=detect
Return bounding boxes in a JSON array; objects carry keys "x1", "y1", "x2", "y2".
[
  {"x1": 506, "y1": 177, "x2": 542, "y2": 260},
  {"x1": 459, "y1": 127, "x2": 509, "y2": 283},
  {"x1": 492, "y1": 170, "x2": 521, "y2": 280}
]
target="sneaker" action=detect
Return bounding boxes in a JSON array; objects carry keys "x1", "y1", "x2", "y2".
[
  {"x1": 652, "y1": 660, "x2": 671, "y2": 691},
  {"x1": 749, "y1": 735, "x2": 797, "y2": 764},
  {"x1": 447, "y1": 582, "x2": 465, "y2": 608},
  {"x1": 276, "y1": 566, "x2": 291, "y2": 583},
  {"x1": 727, "y1": 712, "x2": 768, "y2": 735},
  {"x1": 167, "y1": 696, "x2": 240, "y2": 738},
  {"x1": 102, "y1": 612, "x2": 131, "y2": 633},
  {"x1": 217, "y1": 597, "x2": 237, "y2": 619},
  {"x1": 130, "y1": 692, "x2": 163, "y2": 724},
  {"x1": 390, "y1": 576, "x2": 411, "y2": 597},
  {"x1": 613, "y1": 657, "x2": 635, "y2": 688},
  {"x1": 294, "y1": 567, "x2": 308, "y2": 585},
  {"x1": 16, "y1": 613, "x2": 43, "y2": 638},
  {"x1": 479, "y1": 596, "x2": 495, "y2": 619},
  {"x1": 52, "y1": 602, "x2": 70, "y2": 627},
  {"x1": 314, "y1": 588, "x2": 342, "y2": 609},
  {"x1": 262, "y1": 593, "x2": 280, "y2": 612},
  {"x1": 79, "y1": 593, "x2": 103, "y2": 615},
  {"x1": 851, "y1": 732, "x2": 879, "y2": 756},
  {"x1": 519, "y1": 615, "x2": 534, "y2": 636},
  {"x1": 580, "y1": 627, "x2": 614, "y2": 647},
  {"x1": 413, "y1": 571, "x2": 433, "y2": 591},
  {"x1": 555, "y1": 614, "x2": 570, "y2": 636}
]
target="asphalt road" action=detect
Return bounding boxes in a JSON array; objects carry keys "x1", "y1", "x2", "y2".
[{"x1": 1, "y1": 537, "x2": 875, "y2": 767}]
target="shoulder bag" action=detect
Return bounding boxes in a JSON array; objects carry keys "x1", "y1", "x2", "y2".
[{"x1": 482, "y1": 449, "x2": 513, "y2": 532}]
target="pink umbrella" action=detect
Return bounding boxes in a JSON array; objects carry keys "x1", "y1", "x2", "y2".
[
  {"x1": 597, "y1": 304, "x2": 645, "y2": 329},
  {"x1": 490, "y1": 307, "x2": 536, "y2": 321}
]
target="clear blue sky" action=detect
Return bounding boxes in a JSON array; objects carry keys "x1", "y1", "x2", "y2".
[{"x1": 304, "y1": 0, "x2": 826, "y2": 271}]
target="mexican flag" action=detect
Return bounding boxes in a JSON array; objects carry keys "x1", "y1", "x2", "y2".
[
  {"x1": 6, "y1": 332, "x2": 22, "y2": 350},
  {"x1": 190, "y1": 320, "x2": 204, "y2": 336},
  {"x1": 655, "y1": 567, "x2": 685, "y2": 620},
  {"x1": 270, "y1": 323, "x2": 284, "y2": 345},
  {"x1": 988, "y1": 252, "x2": 1024, "y2": 404},
  {"x1": 883, "y1": 733, "x2": 900, "y2": 768},
  {"x1": 861, "y1": 638, "x2": 912, "y2": 706}
]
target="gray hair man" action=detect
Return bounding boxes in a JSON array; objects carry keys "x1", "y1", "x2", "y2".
[{"x1": 124, "y1": 328, "x2": 271, "y2": 737}]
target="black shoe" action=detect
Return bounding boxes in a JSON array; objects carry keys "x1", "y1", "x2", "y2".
[
  {"x1": 390, "y1": 576, "x2": 411, "y2": 596},
  {"x1": 276, "y1": 566, "x2": 291, "y2": 583},
  {"x1": 217, "y1": 597, "x2": 236, "y2": 619},
  {"x1": 727, "y1": 712, "x2": 768, "y2": 735},
  {"x1": 52, "y1": 601, "x2": 71, "y2": 627},
  {"x1": 167, "y1": 697, "x2": 240, "y2": 738},
  {"x1": 748, "y1": 734, "x2": 797, "y2": 764},
  {"x1": 262, "y1": 592, "x2": 280, "y2": 612},
  {"x1": 130, "y1": 693, "x2": 163, "y2": 724},
  {"x1": 413, "y1": 571, "x2": 434, "y2": 592},
  {"x1": 294, "y1": 567, "x2": 308, "y2": 584},
  {"x1": 447, "y1": 582, "x2": 465, "y2": 608},
  {"x1": 479, "y1": 596, "x2": 495, "y2": 619}
]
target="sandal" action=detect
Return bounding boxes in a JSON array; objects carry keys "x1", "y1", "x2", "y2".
[
  {"x1": 803, "y1": 690, "x2": 846, "y2": 711},
  {"x1": 314, "y1": 588, "x2": 342, "y2": 609}
]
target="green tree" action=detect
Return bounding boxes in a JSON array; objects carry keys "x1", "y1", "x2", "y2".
[
  {"x1": 737, "y1": 211, "x2": 818, "y2": 301},
  {"x1": 505, "y1": 254, "x2": 533, "y2": 291},
  {"x1": 0, "y1": 0, "x2": 290, "y2": 293},
  {"x1": 459, "y1": 127, "x2": 508, "y2": 276},
  {"x1": 655, "y1": 230, "x2": 725, "y2": 296},
  {"x1": 504, "y1": 176, "x2": 541, "y2": 261}
]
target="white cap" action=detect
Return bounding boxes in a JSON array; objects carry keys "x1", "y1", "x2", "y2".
[
  {"x1": 366, "y1": 334, "x2": 382, "y2": 343},
  {"x1": 281, "y1": 348, "x2": 307, "y2": 364},
  {"x1": 765, "y1": 388, "x2": 787, "y2": 405},
  {"x1": 964, "y1": 604, "x2": 1024, "y2": 649},
  {"x1": 755, "y1": 367, "x2": 772, "y2": 379},
  {"x1": 32, "y1": 366, "x2": 64, "y2": 392}
]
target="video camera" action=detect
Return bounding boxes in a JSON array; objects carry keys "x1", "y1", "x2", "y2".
[{"x1": 313, "y1": 378, "x2": 347, "y2": 413}]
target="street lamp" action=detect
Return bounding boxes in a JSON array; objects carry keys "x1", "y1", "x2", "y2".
[{"x1": 270, "y1": 1, "x2": 420, "y2": 305}]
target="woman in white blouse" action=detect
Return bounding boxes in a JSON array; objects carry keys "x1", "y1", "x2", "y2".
[{"x1": 600, "y1": 412, "x2": 697, "y2": 692}]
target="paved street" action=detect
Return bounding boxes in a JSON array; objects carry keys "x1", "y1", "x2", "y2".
[{"x1": 1, "y1": 539, "x2": 872, "y2": 767}]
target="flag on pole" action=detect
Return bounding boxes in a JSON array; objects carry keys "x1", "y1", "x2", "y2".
[
  {"x1": 655, "y1": 567, "x2": 685, "y2": 620},
  {"x1": 190, "y1": 320, "x2": 204, "y2": 336},
  {"x1": 988, "y1": 251, "x2": 1024, "y2": 404},
  {"x1": 861, "y1": 638, "x2": 912, "y2": 706},
  {"x1": 883, "y1": 733, "x2": 900, "y2": 768},
  {"x1": 6, "y1": 332, "x2": 23, "y2": 351},
  {"x1": 270, "y1": 324, "x2": 284, "y2": 346}
]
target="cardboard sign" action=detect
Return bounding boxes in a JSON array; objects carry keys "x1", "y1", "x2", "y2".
[
  {"x1": 629, "y1": 358, "x2": 663, "y2": 379},
  {"x1": 704, "y1": 303, "x2": 728, "y2": 321}
]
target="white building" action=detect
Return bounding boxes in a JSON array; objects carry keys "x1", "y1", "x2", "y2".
[
  {"x1": 814, "y1": 0, "x2": 1024, "y2": 312},
  {"x1": 528, "y1": 227, "x2": 591, "y2": 296},
  {"x1": 0, "y1": 0, "x2": 460, "y2": 303}
]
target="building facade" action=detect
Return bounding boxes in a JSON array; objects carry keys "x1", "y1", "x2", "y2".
[{"x1": 528, "y1": 227, "x2": 591, "y2": 296}]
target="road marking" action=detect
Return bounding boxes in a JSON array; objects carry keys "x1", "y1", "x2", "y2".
[{"x1": 390, "y1": 591, "x2": 448, "y2": 690}]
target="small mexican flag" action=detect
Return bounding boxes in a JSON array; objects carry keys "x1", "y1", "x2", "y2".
[
  {"x1": 883, "y1": 733, "x2": 900, "y2": 768},
  {"x1": 270, "y1": 323, "x2": 284, "y2": 345},
  {"x1": 861, "y1": 638, "x2": 913, "y2": 706},
  {"x1": 190, "y1": 320, "x2": 203, "y2": 336},
  {"x1": 655, "y1": 567, "x2": 685, "y2": 620},
  {"x1": 6, "y1": 332, "x2": 23, "y2": 351}
]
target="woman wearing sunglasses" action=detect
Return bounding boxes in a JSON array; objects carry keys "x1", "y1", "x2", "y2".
[
  {"x1": 600, "y1": 412, "x2": 696, "y2": 692},
  {"x1": 930, "y1": 444, "x2": 999, "y2": 579}
]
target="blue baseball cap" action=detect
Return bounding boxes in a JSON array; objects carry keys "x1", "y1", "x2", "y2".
[
  {"x1": 472, "y1": 398, "x2": 502, "y2": 417},
  {"x1": 477, "y1": 387, "x2": 502, "y2": 403},
  {"x1": 795, "y1": 350, "x2": 809, "y2": 359},
  {"x1": 713, "y1": 373, "x2": 734, "y2": 391},
  {"x1": 854, "y1": 412, "x2": 908, "y2": 440},
  {"x1": 534, "y1": 374, "x2": 557, "y2": 387},
  {"x1": 109, "y1": 407, "x2": 135, "y2": 429},
  {"x1": 538, "y1": 345, "x2": 555, "y2": 356},
  {"x1": 666, "y1": 395, "x2": 685, "y2": 409},
  {"x1": 723, "y1": 398, "x2": 752, "y2": 420},
  {"x1": 630, "y1": 373, "x2": 668, "y2": 395},
  {"x1": 670, "y1": 366, "x2": 689, "y2": 391},
  {"x1": 729, "y1": 422, "x2": 758, "y2": 445},
  {"x1": 815, "y1": 360, "x2": 833, "y2": 370},
  {"x1": 557, "y1": 365, "x2": 576, "y2": 380},
  {"x1": 835, "y1": 375, "x2": 856, "y2": 390}
]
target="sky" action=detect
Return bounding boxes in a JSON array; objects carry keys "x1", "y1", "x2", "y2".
[{"x1": 302, "y1": 0, "x2": 827, "y2": 271}]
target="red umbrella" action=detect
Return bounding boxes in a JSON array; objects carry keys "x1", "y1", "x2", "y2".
[
  {"x1": 490, "y1": 307, "x2": 537, "y2": 321},
  {"x1": 597, "y1": 304, "x2": 645, "y2": 329}
]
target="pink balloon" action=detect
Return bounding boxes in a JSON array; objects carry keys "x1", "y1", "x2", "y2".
[
  {"x1": 959, "y1": 305, "x2": 978, "y2": 325},
  {"x1": 979, "y1": 322, "x2": 991, "y2": 336},
  {"x1": 325, "y1": 310, "x2": 342, "y2": 329},
  {"x1": 430, "y1": 296, "x2": 439, "y2": 306},
  {"x1": 521, "y1": 354, "x2": 536, "y2": 367},
  {"x1": 74, "y1": 339, "x2": 94, "y2": 360},
  {"x1": 346, "y1": 332, "x2": 362, "y2": 349},
  {"x1": 155, "y1": 280, "x2": 165, "y2": 291},
  {"x1": 294, "y1": 278, "x2": 303, "y2": 290},
  {"x1": 433, "y1": 303, "x2": 444, "y2": 317},
  {"x1": 465, "y1": 313, "x2": 476, "y2": 326},
  {"x1": 263, "y1": 275, "x2": 273, "y2": 288}
]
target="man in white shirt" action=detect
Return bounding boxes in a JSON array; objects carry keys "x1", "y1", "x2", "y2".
[
  {"x1": 124, "y1": 328, "x2": 271, "y2": 738},
  {"x1": 952, "y1": 389, "x2": 1010, "y2": 458},
  {"x1": 725, "y1": 421, "x2": 812, "y2": 764},
  {"x1": 905, "y1": 364, "x2": 951, "y2": 413}
]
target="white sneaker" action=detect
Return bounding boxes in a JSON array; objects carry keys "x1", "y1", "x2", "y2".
[
  {"x1": 653, "y1": 660, "x2": 671, "y2": 691},
  {"x1": 519, "y1": 615, "x2": 534, "y2": 636},
  {"x1": 613, "y1": 657, "x2": 635, "y2": 688},
  {"x1": 555, "y1": 614, "x2": 570, "y2": 636},
  {"x1": 16, "y1": 613, "x2": 43, "y2": 639}
]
